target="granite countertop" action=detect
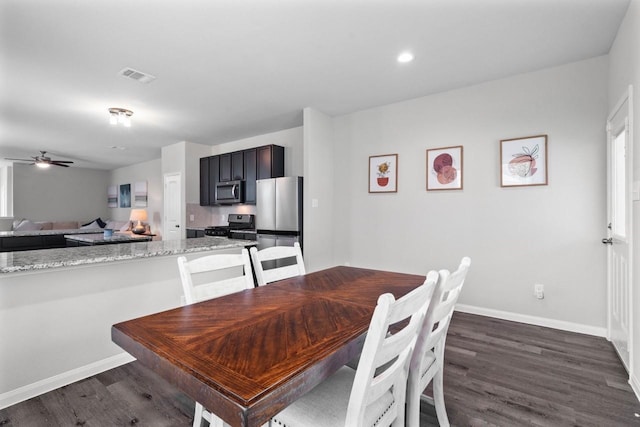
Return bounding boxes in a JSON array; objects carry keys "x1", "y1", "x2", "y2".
[
  {"x1": 0, "y1": 236, "x2": 255, "y2": 274},
  {"x1": 0, "y1": 228, "x2": 104, "y2": 237},
  {"x1": 64, "y1": 232, "x2": 152, "y2": 244}
]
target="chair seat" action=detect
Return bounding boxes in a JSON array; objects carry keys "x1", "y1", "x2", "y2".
[{"x1": 271, "y1": 366, "x2": 396, "y2": 427}]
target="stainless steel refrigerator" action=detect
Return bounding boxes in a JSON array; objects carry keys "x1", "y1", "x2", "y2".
[{"x1": 256, "y1": 176, "x2": 303, "y2": 251}]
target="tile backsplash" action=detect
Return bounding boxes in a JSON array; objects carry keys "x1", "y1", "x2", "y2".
[{"x1": 186, "y1": 203, "x2": 257, "y2": 228}]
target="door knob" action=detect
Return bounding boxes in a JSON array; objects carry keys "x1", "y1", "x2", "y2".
[
  {"x1": 602, "y1": 237, "x2": 613, "y2": 245},
  {"x1": 175, "y1": 224, "x2": 180, "y2": 228}
]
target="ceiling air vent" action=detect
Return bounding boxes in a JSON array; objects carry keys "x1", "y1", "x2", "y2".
[{"x1": 118, "y1": 67, "x2": 156, "y2": 84}]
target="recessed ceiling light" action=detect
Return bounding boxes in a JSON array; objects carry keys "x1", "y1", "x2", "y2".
[{"x1": 397, "y1": 52, "x2": 414, "y2": 63}]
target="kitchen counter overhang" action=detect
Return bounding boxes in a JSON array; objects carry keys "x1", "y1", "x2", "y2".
[{"x1": 0, "y1": 236, "x2": 255, "y2": 274}]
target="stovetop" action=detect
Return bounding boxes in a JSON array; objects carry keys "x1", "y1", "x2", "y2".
[{"x1": 204, "y1": 214, "x2": 255, "y2": 237}]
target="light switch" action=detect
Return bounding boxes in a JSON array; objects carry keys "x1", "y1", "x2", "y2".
[
  {"x1": 311, "y1": 198, "x2": 319, "y2": 208},
  {"x1": 189, "y1": 214, "x2": 195, "y2": 222},
  {"x1": 633, "y1": 181, "x2": 640, "y2": 202}
]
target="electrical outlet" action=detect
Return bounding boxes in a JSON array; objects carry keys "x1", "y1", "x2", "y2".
[
  {"x1": 189, "y1": 214, "x2": 195, "y2": 222},
  {"x1": 534, "y1": 284, "x2": 544, "y2": 299}
]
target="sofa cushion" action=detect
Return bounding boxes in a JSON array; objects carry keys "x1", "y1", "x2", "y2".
[
  {"x1": 14, "y1": 219, "x2": 43, "y2": 231},
  {"x1": 119, "y1": 221, "x2": 132, "y2": 232},
  {"x1": 80, "y1": 220, "x2": 102, "y2": 230},
  {"x1": 35, "y1": 221, "x2": 53, "y2": 230},
  {"x1": 82, "y1": 217, "x2": 106, "y2": 228},
  {"x1": 52, "y1": 221, "x2": 79, "y2": 230}
]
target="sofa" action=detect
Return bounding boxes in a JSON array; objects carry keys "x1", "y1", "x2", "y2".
[{"x1": 0, "y1": 218, "x2": 135, "y2": 252}]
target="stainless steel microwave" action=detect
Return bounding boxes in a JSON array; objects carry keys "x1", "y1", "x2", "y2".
[{"x1": 215, "y1": 180, "x2": 244, "y2": 204}]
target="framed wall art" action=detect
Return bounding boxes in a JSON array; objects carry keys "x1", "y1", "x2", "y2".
[
  {"x1": 134, "y1": 181, "x2": 148, "y2": 207},
  {"x1": 369, "y1": 154, "x2": 398, "y2": 193},
  {"x1": 107, "y1": 185, "x2": 117, "y2": 208},
  {"x1": 426, "y1": 145, "x2": 463, "y2": 190},
  {"x1": 500, "y1": 135, "x2": 548, "y2": 187},
  {"x1": 119, "y1": 183, "x2": 131, "y2": 208}
]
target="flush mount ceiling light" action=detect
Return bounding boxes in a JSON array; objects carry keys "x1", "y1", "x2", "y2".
[
  {"x1": 397, "y1": 51, "x2": 414, "y2": 63},
  {"x1": 108, "y1": 107, "x2": 133, "y2": 127}
]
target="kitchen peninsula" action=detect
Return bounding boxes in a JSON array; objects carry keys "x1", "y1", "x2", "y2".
[{"x1": 0, "y1": 236, "x2": 255, "y2": 409}]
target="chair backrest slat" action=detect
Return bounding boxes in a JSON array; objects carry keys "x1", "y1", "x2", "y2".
[
  {"x1": 177, "y1": 249, "x2": 254, "y2": 305},
  {"x1": 249, "y1": 242, "x2": 305, "y2": 286}
]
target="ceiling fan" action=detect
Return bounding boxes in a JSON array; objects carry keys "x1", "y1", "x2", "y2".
[{"x1": 4, "y1": 151, "x2": 74, "y2": 168}]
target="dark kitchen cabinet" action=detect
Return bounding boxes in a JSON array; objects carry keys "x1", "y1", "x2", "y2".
[
  {"x1": 199, "y1": 157, "x2": 210, "y2": 206},
  {"x1": 257, "y1": 145, "x2": 284, "y2": 179},
  {"x1": 198, "y1": 144, "x2": 285, "y2": 206},
  {"x1": 208, "y1": 155, "x2": 220, "y2": 204},
  {"x1": 219, "y1": 153, "x2": 232, "y2": 182},
  {"x1": 243, "y1": 148, "x2": 257, "y2": 204},
  {"x1": 232, "y1": 151, "x2": 244, "y2": 180}
]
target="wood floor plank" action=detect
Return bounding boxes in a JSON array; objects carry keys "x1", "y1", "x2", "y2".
[{"x1": 2, "y1": 312, "x2": 639, "y2": 426}]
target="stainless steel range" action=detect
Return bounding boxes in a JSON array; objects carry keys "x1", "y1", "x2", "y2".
[{"x1": 204, "y1": 214, "x2": 256, "y2": 240}]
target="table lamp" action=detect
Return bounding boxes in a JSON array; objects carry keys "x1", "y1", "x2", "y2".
[{"x1": 129, "y1": 209, "x2": 148, "y2": 234}]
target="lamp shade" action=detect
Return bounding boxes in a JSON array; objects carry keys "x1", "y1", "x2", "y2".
[
  {"x1": 130, "y1": 209, "x2": 148, "y2": 234},
  {"x1": 129, "y1": 209, "x2": 148, "y2": 222}
]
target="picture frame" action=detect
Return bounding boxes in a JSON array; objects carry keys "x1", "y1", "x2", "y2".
[
  {"x1": 369, "y1": 154, "x2": 398, "y2": 193},
  {"x1": 500, "y1": 135, "x2": 548, "y2": 187},
  {"x1": 134, "y1": 181, "x2": 148, "y2": 207},
  {"x1": 107, "y1": 185, "x2": 117, "y2": 208},
  {"x1": 426, "y1": 145, "x2": 463, "y2": 191},
  {"x1": 119, "y1": 183, "x2": 131, "y2": 208}
]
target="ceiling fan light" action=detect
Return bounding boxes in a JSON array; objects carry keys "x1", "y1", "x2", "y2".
[
  {"x1": 36, "y1": 162, "x2": 50, "y2": 169},
  {"x1": 109, "y1": 112, "x2": 118, "y2": 125},
  {"x1": 123, "y1": 114, "x2": 131, "y2": 127}
]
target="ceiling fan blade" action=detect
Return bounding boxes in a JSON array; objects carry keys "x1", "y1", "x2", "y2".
[
  {"x1": 50, "y1": 160, "x2": 74, "y2": 164},
  {"x1": 51, "y1": 163, "x2": 70, "y2": 167}
]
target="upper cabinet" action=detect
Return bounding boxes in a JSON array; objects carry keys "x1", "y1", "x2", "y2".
[
  {"x1": 257, "y1": 145, "x2": 284, "y2": 179},
  {"x1": 200, "y1": 144, "x2": 285, "y2": 206}
]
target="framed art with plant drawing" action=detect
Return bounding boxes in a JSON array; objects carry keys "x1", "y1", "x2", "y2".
[
  {"x1": 369, "y1": 154, "x2": 398, "y2": 193},
  {"x1": 426, "y1": 145, "x2": 463, "y2": 190},
  {"x1": 500, "y1": 135, "x2": 548, "y2": 187}
]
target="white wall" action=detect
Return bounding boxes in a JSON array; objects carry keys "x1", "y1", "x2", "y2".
[
  {"x1": 303, "y1": 109, "x2": 336, "y2": 272},
  {"x1": 108, "y1": 158, "x2": 162, "y2": 235},
  {"x1": 608, "y1": 0, "x2": 640, "y2": 399},
  {"x1": 12, "y1": 163, "x2": 109, "y2": 222},
  {"x1": 331, "y1": 56, "x2": 609, "y2": 332}
]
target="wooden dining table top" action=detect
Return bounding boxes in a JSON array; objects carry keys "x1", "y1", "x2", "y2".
[{"x1": 111, "y1": 265, "x2": 425, "y2": 427}]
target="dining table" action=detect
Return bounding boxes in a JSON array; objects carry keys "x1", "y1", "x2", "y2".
[{"x1": 111, "y1": 265, "x2": 426, "y2": 427}]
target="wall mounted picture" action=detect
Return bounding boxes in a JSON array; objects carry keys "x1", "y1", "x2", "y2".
[
  {"x1": 134, "y1": 181, "x2": 148, "y2": 207},
  {"x1": 119, "y1": 183, "x2": 131, "y2": 208},
  {"x1": 107, "y1": 185, "x2": 117, "y2": 208},
  {"x1": 500, "y1": 135, "x2": 548, "y2": 187},
  {"x1": 369, "y1": 154, "x2": 398, "y2": 193},
  {"x1": 426, "y1": 145, "x2": 463, "y2": 191}
]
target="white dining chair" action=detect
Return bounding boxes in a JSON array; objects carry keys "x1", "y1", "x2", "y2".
[
  {"x1": 177, "y1": 248, "x2": 254, "y2": 427},
  {"x1": 269, "y1": 273, "x2": 438, "y2": 427},
  {"x1": 249, "y1": 242, "x2": 305, "y2": 286},
  {"x1": 406, "y1": 256, "x2": 471, "y2": 427}
]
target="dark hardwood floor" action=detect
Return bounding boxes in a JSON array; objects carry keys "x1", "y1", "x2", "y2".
[{"x1": 2, "y1": 312, "x2": 639, "y2": 426}]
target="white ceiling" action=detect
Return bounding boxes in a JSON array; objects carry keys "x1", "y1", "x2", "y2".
[{"x1": 0, "y1": 0, "x2": 630, "y2": 170}]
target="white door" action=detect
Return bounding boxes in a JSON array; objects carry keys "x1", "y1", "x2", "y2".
[
  {"x1": 605, "y1": 85, "x2": 633, "y2": 373},
  {"x1": 164, "y1": 173, "x2": 182, "y2": 241}
]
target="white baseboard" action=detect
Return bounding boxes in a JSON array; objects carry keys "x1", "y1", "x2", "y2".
[
  {"x1": 455, "y1": 304, "x2": 607, "y2": 337},
  {"x1": 630, "y1": 373, "x2": 640, "y2": 404},
  {"x1": 0, "y1": 352, "x2": 135, "y2": 410}
]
